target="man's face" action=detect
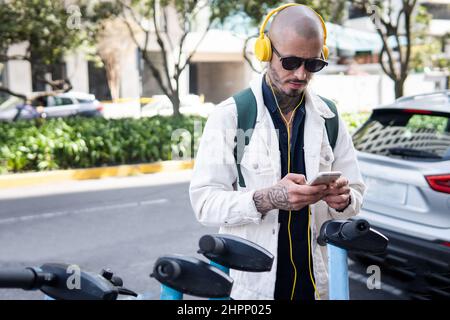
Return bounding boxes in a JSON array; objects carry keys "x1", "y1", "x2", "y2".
[{"x1": 268, "y1": 30, "x2": 323, "y2": 97}]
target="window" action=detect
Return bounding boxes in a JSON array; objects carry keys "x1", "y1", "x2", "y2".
[
  {"x1": 31, "y1": 96, "x2": 48, "y2": 107},
  {"x1": 76, "y1": 98, "x2": 91, "y2": 104},
  {"x1": 353, "y1": 109, "x2": 450, "y2": 160},
  {"x1": 52, "y1": 97, "x2": 74, "y2": 106}
]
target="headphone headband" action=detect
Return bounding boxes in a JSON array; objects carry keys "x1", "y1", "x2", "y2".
[{"x1": 258, "y1": 3, "x2": 327, "y2": 45}]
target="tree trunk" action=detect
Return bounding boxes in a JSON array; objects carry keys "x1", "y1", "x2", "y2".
[
  {"x1": 171, "y1": 94, "x2": 181, "y2": 117},
  {"x1": 394, "y1": 79, "x2": 405, "y2": 99},
  {"x1": 103, "y1": 55, "x2": 120, "y2": 101},
  {"x1": 172, "y1": 77, "x2": 182, "y2": 118}
]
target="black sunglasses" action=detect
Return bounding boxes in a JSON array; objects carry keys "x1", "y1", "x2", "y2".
[{"x1": 272, "y1": 45, "x2": 328, "y2": 73}]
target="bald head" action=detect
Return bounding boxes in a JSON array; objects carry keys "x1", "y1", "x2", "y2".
[{"x1": 268, "y1": 5, "x2": 324, "y2": 47}]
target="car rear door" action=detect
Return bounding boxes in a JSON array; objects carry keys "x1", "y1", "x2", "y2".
[
  {"x1": 45, "y1": 96, "x2": 79, "y2": 118},
  {"x1": 353, "y1": 108, "x2": 450, "y2": 229}
]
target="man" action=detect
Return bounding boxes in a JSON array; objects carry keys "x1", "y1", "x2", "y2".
[{"x1": 189, "y1": 5, "x2": 365, "y2": 300}]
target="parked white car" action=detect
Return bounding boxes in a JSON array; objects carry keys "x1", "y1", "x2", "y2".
[
  {"x1": 140, "y1": 94, "x2": 215, "y2": 118},
  {"x1": 0, "y1": 92, "x2": 103, "y2": 122}
]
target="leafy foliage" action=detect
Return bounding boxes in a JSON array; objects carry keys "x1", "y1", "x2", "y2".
[
  {"x1": 0, "y1": 116, "x2": 206, "y2": 174},
  {"x1": 0, "y1": 0, "x2": 84, "y2": 64}
]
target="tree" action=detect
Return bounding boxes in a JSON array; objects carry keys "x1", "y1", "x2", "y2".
[
  {"x1": 91, "y1": 19, "x2": 133, "y2": 101},
  {"x1": 348, "y1": 0, "x2": 431, "y2": 98},
  {"x1": 80, "y1": 1, "x2": 125, "y2": 101},
  {"x1": 0, "y1": 0, "x2": 84, "y2": 99},
  {"x1": 0, "y1": 0, "x2": 120, "y2": 101},
  {"x1": 119, "y1": 0, "x2": 236, "y2": 117}
]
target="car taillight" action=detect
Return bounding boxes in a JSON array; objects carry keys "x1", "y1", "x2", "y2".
[
  {"x1": 403, "y1": 109, "x2": 432, "y2": 114},
  {"x1": 425, "y1": 174, "x2": 450, "y2": 194},
  {"x1": 441, "y1": 242, "x2": 450, "y2": 248},
  {"x1": 96, "y1": 104, "x2": 104, "y2": 112}
]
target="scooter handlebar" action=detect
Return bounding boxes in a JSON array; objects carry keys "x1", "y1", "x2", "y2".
[
  {"x1": 0, "y1": 268, "x2": 54, "y2": 290},
  {"x1": 198, "y1": 235, "x2": 226, "y2": 255},
  {"x1": 0, "y1": 264, "x2": 137, "y2": 300},
  {"x1": 153, "y1": 259, "x2": 182, "y2": 280},
  {"x1": 340, "y1": 219, "x2": 370, "y2": 240},
  {"x1": 197, "y1": 234, "x2": 274, "y2": 272},
  {"x1": 151, "y1": 255, "x2": 233, "y2": 298},
  {"x1": 318, "y1": 219, "x2": 388, "y2": 254}
]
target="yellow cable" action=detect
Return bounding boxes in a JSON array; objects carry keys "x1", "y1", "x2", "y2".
[
  {"x1": 307, "y1": 206, "x2": 321, "y2": 300},
  {"x1": 268, "y1": 79, "x2": 305, "y2": 300}
]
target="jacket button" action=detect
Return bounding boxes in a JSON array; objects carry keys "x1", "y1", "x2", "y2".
[
  {"x1": 253, "y1": 163, "x2": 259, "y2": 170},
  {"x1": 272, "y1": 228, "x2": 276, "y2": 235},
  {"x1": 325, "y1": 155, "x2": 330, "y2": 161}
]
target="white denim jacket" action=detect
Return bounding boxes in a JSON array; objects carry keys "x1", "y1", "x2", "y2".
[{"x1": 189, "y1": 74, "x2": 366, "y2": 300}]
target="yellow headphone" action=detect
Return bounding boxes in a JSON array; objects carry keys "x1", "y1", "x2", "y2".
[{"x1": 254, "y1": 3, "x2": 329, "y2": 62}]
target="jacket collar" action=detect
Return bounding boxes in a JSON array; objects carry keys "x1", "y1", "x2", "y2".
[{"x1": 248, "y1": 73, "x2": 334, "y2": 182}]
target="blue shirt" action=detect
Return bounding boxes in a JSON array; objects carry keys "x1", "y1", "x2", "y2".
[{"x1": 262, "y1": 76, "x2": 315, "y2": 300}]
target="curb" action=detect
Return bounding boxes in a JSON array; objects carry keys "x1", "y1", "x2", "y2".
[{"x1": 0, "y1": 160, "x2": 195, "y2": 189}]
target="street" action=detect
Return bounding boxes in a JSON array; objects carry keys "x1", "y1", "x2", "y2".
[{"x1": 0, "y1": 171, "x2": 407, "y2": 300}]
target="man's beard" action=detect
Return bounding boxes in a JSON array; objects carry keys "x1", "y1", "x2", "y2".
[
  {"x1": 268, "y1": 67, "x2": 307, "y2": 98},
  {"x1": 285, "y1": 87, "x2": 305, "y2": 97}
]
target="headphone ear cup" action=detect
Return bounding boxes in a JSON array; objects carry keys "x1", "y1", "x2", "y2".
[
  {"x1": 254, "y1": 35, "x2": 273, "y2": 62},
  {"x1": 322, "y1": 45, "x2": 329, "y2": 60}
]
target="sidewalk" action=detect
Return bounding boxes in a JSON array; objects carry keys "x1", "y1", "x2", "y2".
[{"x1": 0, "y1": 160, "x2": 194, "y2": 189}]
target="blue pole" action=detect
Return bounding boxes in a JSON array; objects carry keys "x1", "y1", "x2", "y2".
[
  {"x1": 328, "y1": 244, "x2": 349, "y2": 300},
  {"x1": 209, "y1": 261, "x2": 230, "y2": 300},
  {"x1": 160, "y1": 284, "x2": 183, "y2": 300},
  {"x1": 210, "y1": 261, "x2": 229, "y2": 275}
]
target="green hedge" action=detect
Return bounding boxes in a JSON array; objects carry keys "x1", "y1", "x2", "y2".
[
  {"x1": 0, "y1": 116, "x2": 206, "y2": 174},
  {"x1": 0, "y1": 112, "x2": 370, "y2": 174},
  {"x1": 341, "y1": 112, "x2": 370, "y2": 134}
]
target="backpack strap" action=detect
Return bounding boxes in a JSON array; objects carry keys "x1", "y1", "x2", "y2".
[
  {"x1": 233, "y1": 88, "x2": 257, "y2": 188},
  {"x1": 319, "y1": 96, "x2": 339, "y2": 150}
]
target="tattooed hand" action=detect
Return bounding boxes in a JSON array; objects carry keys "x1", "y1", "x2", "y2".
[{"x1": 253, "y1": 173, "x2": 328, "y2": 214}]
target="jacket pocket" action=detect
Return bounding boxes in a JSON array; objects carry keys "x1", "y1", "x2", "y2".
[
  {"x1": 240, "y1": 146, "x2": 274, "y2": 183},
  {"x1": 319, "y1": 144, "x2": 334, "y2": 171}
]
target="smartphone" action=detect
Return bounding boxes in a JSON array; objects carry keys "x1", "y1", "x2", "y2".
[{"x1": 308, "y1": 171, "x2": 342, "y2": 186}]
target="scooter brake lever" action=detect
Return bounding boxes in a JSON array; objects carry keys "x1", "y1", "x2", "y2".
[{"x1": 118, "y1": 287, "x2": 138, "y2": 297}]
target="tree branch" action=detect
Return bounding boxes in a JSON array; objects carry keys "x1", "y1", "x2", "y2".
[
  {"x1": 359, "y1": 0, "x2": 399, "y2": 80},
  {"x1": 0, "y1": 86, "x2": 27, "y2": 100},
  {"x1": 0, "y1": 54, "x2": 30, "y2": 63},
  {"x1": 141, "y1": 50, "x2": 172, "y2": 98},
  {"x1": 152, "y1": 1, "x2": 174, "y2": 96},
  {"x1": 394, "y1": 8, "x2": 404, "y2": 68},
  {"x1": 120, "y1": 3, "x2": 171, "y2": 98},
  {"x1": 163, "y1": 7, "x2": 175, "y2": 53},
  {"x1": 175, "y1": 26, "x2": 189, "y2": 78},
  {"x1": 178, "y1": 20, "x2": 212, "y2": 74},
  {"x1": 119, "y1": 0, "x2": 149, "y2": 34},
  {"x1": 379, "y1": 45, "x2": 396, "y2": 81},
  {"x1": 401, "y1": 2, "x2": 414, "y2": 81}
]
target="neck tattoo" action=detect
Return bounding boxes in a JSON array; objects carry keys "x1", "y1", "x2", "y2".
[{"x1": 266, "y1": 74, "x2": 304, "y2": 115}]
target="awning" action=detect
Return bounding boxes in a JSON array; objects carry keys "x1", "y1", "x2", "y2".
[{"x1": 326, "y1": 22, "x2": 408, "y2": 53}]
